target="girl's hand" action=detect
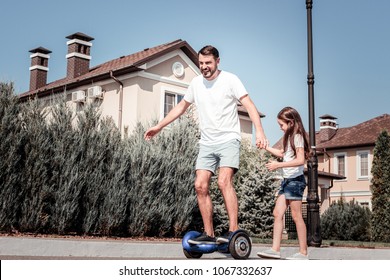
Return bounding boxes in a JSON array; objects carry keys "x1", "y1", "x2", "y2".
[{"x1": 265, "y1": 160, "x2": 279, "y2": 171}]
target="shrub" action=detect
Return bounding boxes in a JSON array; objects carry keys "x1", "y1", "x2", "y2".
[
  {"x1": 321, "y1": 199, "x2": 371, "y2": 241},
  {"x1": 211, "y1": 141, "x2": 277, "y2": 238},
  {"x1": 0, "y1": 81, "x2": 277, "y2": 239},
  {"x1": 0, "y1": 82, "x2": 25, "y2": 231},
  {"x1": 371, "y1": 130, "x2": 390, "y2": 242}
]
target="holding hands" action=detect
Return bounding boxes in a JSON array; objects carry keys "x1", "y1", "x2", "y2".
[
  {"x1": 255, "y1": 131, "x2": 269, "y2": 149},
  {"x1": 256, "y1": 134, "x2": 283, "y2": 172}
]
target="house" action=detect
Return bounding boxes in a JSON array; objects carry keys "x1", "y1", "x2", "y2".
[
  {"x1": 19, "y1": 32, "x2": 261, "y2": 142},
  {"x1": 316, "y1": 113, "x2": 390, "y2": 210}
]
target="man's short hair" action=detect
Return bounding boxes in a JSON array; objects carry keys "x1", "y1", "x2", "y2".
[{"x1": 198, "y1": 45, "x2": 219, "y2": 59}]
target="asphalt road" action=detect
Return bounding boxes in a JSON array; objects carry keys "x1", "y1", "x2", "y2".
[{"x1": 1, "y1": 236, "x2": 389, "y2": 260}]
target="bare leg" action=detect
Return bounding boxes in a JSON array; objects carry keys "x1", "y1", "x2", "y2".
[
  {"x1": 272, "y1": 195, "x2": 288, "y2": 252},
  {"x1": 289, "y1": 200, "x2": 307, "y2": 255},
  {"x1": 194, "y1": 169, "x2": 214, "y2": 236},
  {"x1": 218, "y1": 167, "x2": 238, "y2": 232}
]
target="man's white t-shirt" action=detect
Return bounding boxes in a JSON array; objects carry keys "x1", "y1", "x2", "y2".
[
  {"x1": 184, "y1": 71, "x2": 247, "y2": 145},
  {"x1": 282, "y1": 134, "x2": 305, "y2": 178}
]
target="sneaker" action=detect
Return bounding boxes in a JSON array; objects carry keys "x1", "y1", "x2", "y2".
[
  {"x1": 257, "y1": 248, "x2": 281, "y2": 259},
  {"x1": 286, "y1": 252, "x2": 309, "y2": 260},
  {"x1": 188, "y1": 232, "x2": 216, "y2": 245},
  {"x1": 216, "y1": 231, "x2": 233, "y2": 244}
]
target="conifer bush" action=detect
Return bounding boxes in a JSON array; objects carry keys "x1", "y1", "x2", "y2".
[
  {"x1": 0, "y1": 81, "x2": 277, "y2": 238},
  {"x1": 0, "y1": 82, "x2": 25, "y2": 231},
  {"x1": 114, "y1": 115, "x2": 199, "y2": 237},
  {"x1": 237, "y1": 143, "x2": 276, "y2": 237},
  {"x1": 371, "y1": 130, "x2": 390, "y2": 242},
  {"x1": 211, "y1": 141, "x2": 277, "y2": 238},
  {"x1": 321, "y1": 199, "x2": 371, "y2": 241},
  {"x1": 18, "y1": 99, "x2": 53, "y2": 232}
]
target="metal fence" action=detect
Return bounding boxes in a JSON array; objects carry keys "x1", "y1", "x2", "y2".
[{"x1": 284, "y1": 203, "x2": 310, "y2": 239}]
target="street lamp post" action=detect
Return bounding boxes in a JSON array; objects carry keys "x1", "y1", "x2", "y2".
[{"x1": 305, "y1": 0, "x2": 322, "y2": 247}]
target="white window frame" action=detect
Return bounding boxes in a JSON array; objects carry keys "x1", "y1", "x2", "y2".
[
  {"x1": 160, "y1": 87, "x2": 186, "y2": 121},
  {"x1": 358, "y1": 201, "x2": 370, "y2": 209},
  {"x1": 356, "y1": 150, "x2": 370, "y2": 180},
  {"x1": 334, "y1": 152, "x2": 347, "y2": 180}
]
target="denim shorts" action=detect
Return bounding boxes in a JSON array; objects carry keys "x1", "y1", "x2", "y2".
[
  {"x1": 196, "y1": 139, "x2": 240, "y2": 174},
  {"x1": 278, "y1": 174, "x2": 307, "y2": 200}
]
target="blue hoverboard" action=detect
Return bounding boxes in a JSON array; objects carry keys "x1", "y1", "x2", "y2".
[{"x1": 182, "y1": 229, "x2": 252, "y2": 259}]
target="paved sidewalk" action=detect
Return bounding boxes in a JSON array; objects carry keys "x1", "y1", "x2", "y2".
[{"x1": 0, "y1": 236, "x2": 389, "y2": 260}]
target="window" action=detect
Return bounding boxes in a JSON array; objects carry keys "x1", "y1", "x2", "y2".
[
  {"x1": 164, "y1": 92, "x2": 184, "y2": 117},
  {"x1": 359, "y1": 202, "x2": 370, "y2": 209},
  {"x1": 357, "y1": 150, "x2": 369, "y2": 179},
  {"x1": 337, "y1": 155, "x2": 345, "y2": 176},
  {"x1": 334, "y1": 152, "x2": 347, "y2": 178}
]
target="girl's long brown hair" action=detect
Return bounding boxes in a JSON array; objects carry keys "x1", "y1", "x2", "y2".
[{"x1": 277, "y1": 106, "x2": 310, "y2": 159}]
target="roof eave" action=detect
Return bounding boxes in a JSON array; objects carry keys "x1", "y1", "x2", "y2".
[
  {"x1": 316, "y1": 142, "x2": 375, "y2": 151},
  {"x1": 19, "y1": 66, "x2": 142, "y2": 101},
  {"x1": 132, "y1": 40, "x2": 198, "y2": 69}
]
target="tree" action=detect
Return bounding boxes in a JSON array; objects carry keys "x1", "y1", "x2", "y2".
[
  {"x1": 18, "y1": 99, "x2": 53, "y2": 232},
  {"x1": 0, "y1": 82, "x2": 26, "y2": 230},
  {"x1": 236, "y1": 142, "x2": 277, "y2": 238},
  {"x1": 211, "y1": 140, "x2": 277, "y2": 238},
  {"x1": 371, "y1": 130, "x2": 390, "y2": 242}
]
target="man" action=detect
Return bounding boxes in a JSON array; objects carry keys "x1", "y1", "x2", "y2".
[{"x1": 144, "y1": 45, "x2": 267, "y2": 244}]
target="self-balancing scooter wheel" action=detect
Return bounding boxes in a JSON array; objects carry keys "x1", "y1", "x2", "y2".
[
  {"x1": 183, "y1": 249, "x2": 203, "y2": 259},
  {"x1": 182, "y1": 231, "x2": 205, "y2": 259},
  {"x1": 228, "y1": 230, "x2": 252, "y2": 259}
]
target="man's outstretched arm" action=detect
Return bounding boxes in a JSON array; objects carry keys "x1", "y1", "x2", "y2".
[{"x1": 144, "y1": 99, "x2": 192, "y2": 140}]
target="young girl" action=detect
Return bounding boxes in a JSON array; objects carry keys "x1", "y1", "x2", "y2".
[{"x1": 258, "y1": 107, "x2": 309, "y2": 260}]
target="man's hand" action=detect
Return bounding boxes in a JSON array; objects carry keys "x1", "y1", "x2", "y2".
[
  {"x1": 255, "y1": 132, "x2": 269, "y2": 149},
  {"x1": 144, "y1": 126, "x2": 161, "y2": 141}
]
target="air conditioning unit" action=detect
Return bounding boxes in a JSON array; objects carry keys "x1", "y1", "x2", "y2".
[
  {"x1": 87, "y1": 86, "x2": 103, "y2": 99},
  {"x1": 72, "y1": 90, "x2": 86, "y2": 103}
]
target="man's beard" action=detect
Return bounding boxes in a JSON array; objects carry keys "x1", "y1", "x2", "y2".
[{"x1": 201, "y1": 67, "x2": 216, "y2": 79}]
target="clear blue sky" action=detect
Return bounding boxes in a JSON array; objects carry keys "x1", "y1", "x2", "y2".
[{"x1": 1, "y1": 0, "x2": 389, "y2": 145}]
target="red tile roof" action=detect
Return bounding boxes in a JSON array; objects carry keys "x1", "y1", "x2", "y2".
[
  {"x1": 19, "y1": 38, "x2": 265, "y2": 118},
  {"x1": 316, "y1": 114, "x2": 390, "y2": 149},
  {"x1": 273, "y1": 114, "x2": 390, "y2": 150},
  {"x1": 19, "y1": 39, "x2": 198, "y2": 100}
]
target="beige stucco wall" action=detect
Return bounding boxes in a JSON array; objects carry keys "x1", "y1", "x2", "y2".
[
  {"x1": 318, "y1": 147, "x2": 373, "y2": 208},
  {"x1": 63, "y1": 52, "x2": 199, "y2": 134},
  {"x1": 134, "y1": 54, "x2": 198, "y2": 131},
  {"x1": 240, "y1": 117, "x2": 254, "y2": 143}
]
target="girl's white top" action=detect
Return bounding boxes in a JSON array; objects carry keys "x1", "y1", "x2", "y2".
[{"x1": 282, "y1": 134, "x2": 304, "y2": 179}]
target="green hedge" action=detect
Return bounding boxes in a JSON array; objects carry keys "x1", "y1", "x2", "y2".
[{"x1": 0, "y1": 82, "x2": 276, "y2": 238}]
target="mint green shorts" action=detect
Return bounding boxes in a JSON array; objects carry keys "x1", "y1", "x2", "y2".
[{"x1": 196, "y1": 139, "x2": 240, "y2": 175}]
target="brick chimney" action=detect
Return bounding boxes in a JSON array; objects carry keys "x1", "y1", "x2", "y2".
[
  {"x1": 319, "y1": 114, "x2": 338, "y2": 142},
  {"x1": 29, "y1": 47, "x2": 51, "y2": 91},
  {"x1": 66, "y1": 32, "x2": 94, "y2": 79}
]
